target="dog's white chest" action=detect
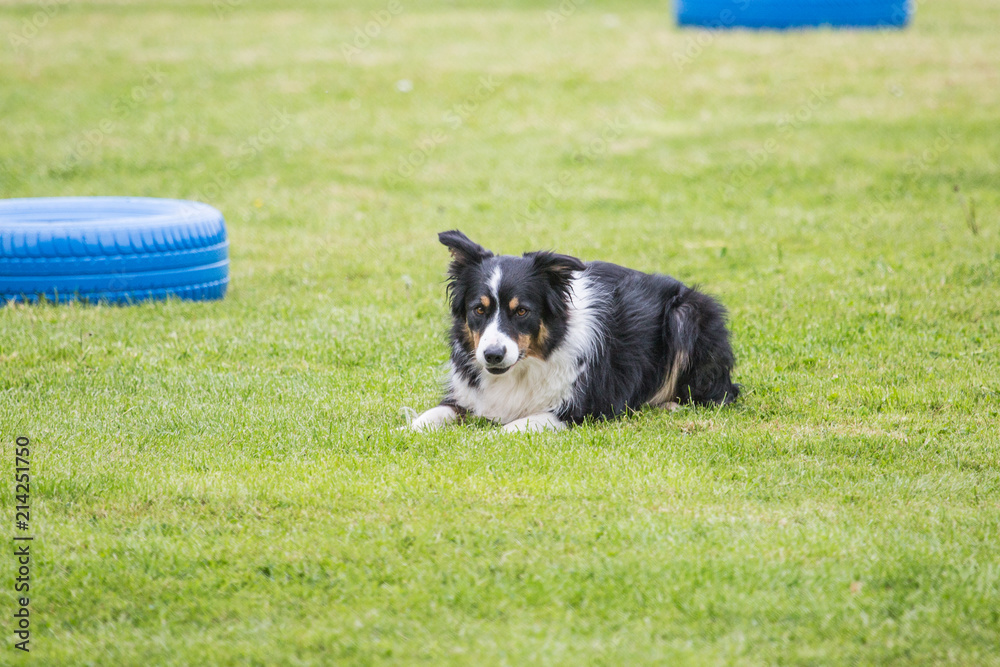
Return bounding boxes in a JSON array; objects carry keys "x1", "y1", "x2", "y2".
[{"x1": 450, "y1": 355, "x2": 583, "y2": 423}]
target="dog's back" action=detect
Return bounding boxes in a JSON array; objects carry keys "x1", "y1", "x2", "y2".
[{"x1": 557, "y1": 261, "x2": 739, "y2": 423}]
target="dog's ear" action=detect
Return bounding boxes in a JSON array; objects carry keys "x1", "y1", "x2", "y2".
[
  {"x1": 527, "y1": 251, "x2": 586, "y2": 316},
  {"x1": 439, "y1": 230, "x2": 492, "y2": 271},
  {"x1": 440, "y1": 230, "x2": 492, "y2": 318},
  {"x1": 528, "y1": 251, "x2": 585, "y2": 288}
]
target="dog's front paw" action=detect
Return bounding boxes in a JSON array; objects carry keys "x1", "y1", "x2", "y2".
[
  {"x1": 410, "y1": 405, "x2": 459, "y2": 431},
  {"x1": 502, "y1": 413, "x2": 565, "y2": 433}
]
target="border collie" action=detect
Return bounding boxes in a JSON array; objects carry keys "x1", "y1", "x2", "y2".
[{"x1": 411, "y1": 230, "x2": 739, "y2": 432}]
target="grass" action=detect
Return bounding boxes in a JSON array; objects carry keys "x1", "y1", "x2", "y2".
[{"x1": 2, "y1": 0, "x2": 999, "y2": 663}]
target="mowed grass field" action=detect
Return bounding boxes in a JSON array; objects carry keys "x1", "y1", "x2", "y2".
[{"x1": 2, "y1": 0, "x2": 999, "y2": 663}]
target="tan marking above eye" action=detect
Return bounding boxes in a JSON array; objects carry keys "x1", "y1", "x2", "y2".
[
  {"x1": 508, "y1": 297, "x2": 519, "y2": 311},
  {"x1": 480, "y1": 295, "x2": 491, "y2": 307}
]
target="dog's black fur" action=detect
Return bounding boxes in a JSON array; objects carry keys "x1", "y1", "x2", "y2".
[{"x1": 559, "y1": 260, "x2": 739, "y2": 421}]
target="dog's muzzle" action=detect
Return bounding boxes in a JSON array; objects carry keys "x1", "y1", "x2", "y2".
[{"x1": 483, "y1": 345, "x2": 511, "y2": 374}]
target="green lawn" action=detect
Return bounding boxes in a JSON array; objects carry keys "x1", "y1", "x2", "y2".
[{"x1": 2, "y1": 0, "x2": 999, "y2": 663}]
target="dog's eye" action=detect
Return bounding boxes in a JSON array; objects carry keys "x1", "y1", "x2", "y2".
[
  {"x1": 515, "y1": 307, "x2": 528, "y2": 317},
  {"x1": 473, "y1": 305, "x2": 486, "y2": 315}
]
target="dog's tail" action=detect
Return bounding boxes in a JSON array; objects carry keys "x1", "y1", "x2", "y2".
[{"x1": 662, "y1": 288, "x2": 740, "y2": 406}]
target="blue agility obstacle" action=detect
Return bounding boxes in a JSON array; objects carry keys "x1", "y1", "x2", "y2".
[{"x1": 676, "y1": 0, "x2": 911, "y2": 29}]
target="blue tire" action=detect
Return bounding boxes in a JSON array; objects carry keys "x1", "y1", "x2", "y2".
[
  {"x1": 676, "y1": 0, "x2": 911, "y2": 29},
  {"x1": 0, "y1": 197, "x2": 229, "y2": 305}
]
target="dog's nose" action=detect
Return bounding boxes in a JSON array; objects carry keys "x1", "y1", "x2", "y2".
[{"x1": 483, "y1": 345, "x2": 506, "y2": 365}]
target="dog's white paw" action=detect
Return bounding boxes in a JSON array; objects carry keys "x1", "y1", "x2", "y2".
[
  {"x1": 410, "y1": 405, "x2": 459, "y2": 431},
  {"x1": 502, "y1": 412, "x2": 565, "y2": 433}
]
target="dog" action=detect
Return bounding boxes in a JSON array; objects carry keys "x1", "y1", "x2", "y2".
[{"x1": 410, "y1": 230, "x2": 739, "y2": 432}]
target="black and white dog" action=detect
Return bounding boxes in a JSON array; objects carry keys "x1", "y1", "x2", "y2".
[{"x1": 411, "y1": 230, "x2": 739, "y2": 432}]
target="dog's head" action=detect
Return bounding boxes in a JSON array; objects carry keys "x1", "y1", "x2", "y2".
[{"x1": 439, "y1": 230, "x2": 585, "y2": 375}]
